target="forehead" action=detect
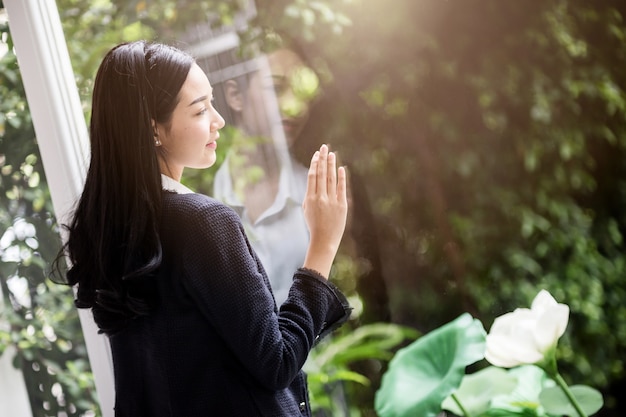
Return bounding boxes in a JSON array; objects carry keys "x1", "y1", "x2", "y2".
[
  {"x1": 178, "y1": 63, "x2": 212, "y2": 101},
  {"x1": 267, "y1": 49, "x2": 306, "y2": 75}
]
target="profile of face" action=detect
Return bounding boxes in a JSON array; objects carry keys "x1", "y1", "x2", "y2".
[
  {"x1": 267, "y1": 48, "x2": 319, "y2": 146},
  {"x1": 225, "y1": 48, "x2": 320, "y2": 147},
  {"x1": 156, "y1": 63, "x2": 225, "y2": 179}
]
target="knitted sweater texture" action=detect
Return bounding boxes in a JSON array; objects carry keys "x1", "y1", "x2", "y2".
[{"x1": 109, "y1": 192, "x2": 351, "y2": 416}]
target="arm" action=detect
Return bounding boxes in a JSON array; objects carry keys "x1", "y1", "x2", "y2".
[{"x1": 174, "y1": 200, "x2": 348, "y2": 390}]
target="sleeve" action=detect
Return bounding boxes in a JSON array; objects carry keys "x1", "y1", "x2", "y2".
[{"x1": 177, "y1": 196, "x2": 351, "y2": 390}]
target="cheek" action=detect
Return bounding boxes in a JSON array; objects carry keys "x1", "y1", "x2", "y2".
[
  {"x1": 193, "y1": 120, "x2": 214, "y2": 147},
  {"x1": 180, "y1": 121, "x2": 206, "y2": 140},
  {"x1": 195, "y1": 122, "x2": 211, "y2": 139}
]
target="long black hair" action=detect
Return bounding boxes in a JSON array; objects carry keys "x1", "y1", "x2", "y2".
[{"x1": 63, "y1": 41, "x2": 194, "y2": 335}]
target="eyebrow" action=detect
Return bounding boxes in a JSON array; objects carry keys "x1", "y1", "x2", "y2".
[{"x1": 188, "y1": 95, "x2": 209, "y2": 107}]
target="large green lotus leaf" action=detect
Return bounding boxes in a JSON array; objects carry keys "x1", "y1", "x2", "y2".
[
  {"x1": 375, "y1": 313, "x2": 486, "y2": 417},
  {"x1": 539, "y1": 385, "x2": 604, "y2": 416},
  {"x1": 442, "y1": 366, "x2": 517, "y2": 416}
]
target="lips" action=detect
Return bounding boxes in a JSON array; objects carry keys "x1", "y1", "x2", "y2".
[
  {"x1": 282, "y1": 119, "x2": 296, "y2": 128},
  {"x1": 282, "y1": 119, "x2": 298, "y2": 133},
  {"x1": 206, "y1": 134, "x2": 219, "y2": 147}
]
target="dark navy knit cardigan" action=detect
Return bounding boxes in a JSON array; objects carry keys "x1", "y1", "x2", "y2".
[{"x1": 109, "y1": 192, "x2": 351, "y2": 416}]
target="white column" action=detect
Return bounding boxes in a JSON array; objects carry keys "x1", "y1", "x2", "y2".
[
  {"x1": 0, "y1": 284, "x2": 32, "y2": 417},
  {"x1": 0, "y1": 346, "x2": 32, "y2": 417},
  {"x1": 4, "y1": 1, "x2": 115, "y2": 416}
]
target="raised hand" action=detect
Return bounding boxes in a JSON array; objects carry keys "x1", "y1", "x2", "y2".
[{"x1": 302, "y1": 144, "x2": 348, "y2": 279}]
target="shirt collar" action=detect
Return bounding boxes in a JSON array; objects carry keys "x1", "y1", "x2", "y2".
[{"x1": 161, "y1": 174, "x2": 194, "y2": 194}]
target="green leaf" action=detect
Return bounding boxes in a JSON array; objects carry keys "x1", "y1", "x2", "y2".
[
  {"x1": 442, "y1": 366, "x2": 517, "y2": 416},
  {"x1": 539, "y1": 385, "x2": 604, "y2": 416},
  {"x1": 484, "y1": 408, "x2": 545, "y2": 417},
  {"x1": 326, "y1": 369, "x2": 370, "y2": 386},
  {"x1": 375, "y1": 313, "x2": 486, "y2": 417},
  {"x1": 308, "y1": 322, "x2": 418, "y2": 370},
  {"x1": 490, "y1": 365, "x2": 555, "y2": 412}
]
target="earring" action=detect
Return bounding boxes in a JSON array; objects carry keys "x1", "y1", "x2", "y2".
[{"x1": 154, "y1": 133, "x2": 161, "y2": 146}]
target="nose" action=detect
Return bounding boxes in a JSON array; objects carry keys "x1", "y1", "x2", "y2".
[
  {"x1": 279, "y1": 94, "x2": 308, "y2": 119},
  {"x1": 211, "y1": 108, "x2": 226, "y2": 131}
]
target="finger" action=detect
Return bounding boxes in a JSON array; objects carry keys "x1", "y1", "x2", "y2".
[
  {"x1": 337, "y1": 166, "x2": 347, "y2": 204},
  {"x1": 327, "y1": 151, "x2": 337, "y2": 198},
  {"x1": 317, "y1": 144, "x2": 328, "y2": 195},
  {"x1": 306, "y1": 150, "x2": 320, "y2": 197}
]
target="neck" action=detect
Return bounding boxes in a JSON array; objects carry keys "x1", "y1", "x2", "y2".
[
  {"x1": 159, "y1": 158, "x2": 182, "y2": 182},
  {"x1": 232, "y1": 141, "x2": 282, "y2": 182}
]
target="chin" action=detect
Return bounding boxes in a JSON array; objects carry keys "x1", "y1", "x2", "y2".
[
  {"x1": 206, "y1": 155, "x2": 218, "y2": 168},
  {"x1": 193, "y1": 157, "x2": 217, "y2": 170}
]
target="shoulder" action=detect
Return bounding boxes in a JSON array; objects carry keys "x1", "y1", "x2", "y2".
[
  {"x1": 212, "y1": 159, "x2": 229, "y2": 188},
  {"x1": 162, "y1": 192, "x2": 241, "y2": 226},
  {"x1": 160, "y1": 192, "x2": 248, "y2": 253},
  {"x1": 290, "y1": 159, "x2": 309, "y2": 196},
  {"x1": 292, "y1": 158, "x2": 308, "y2": 177}
]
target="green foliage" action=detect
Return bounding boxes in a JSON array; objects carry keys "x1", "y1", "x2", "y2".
[
  {"x1": 540, "y1": 385, "x2": 604, "y2": 417},
  {"x1": 442, "y1": 367, "x2": 518, "y2": 417},
  {"x1": 57, "y1": 0, "x2": 154, "y2": 108},
  {"x1": 488, "y1": 365, "x2": 557, "y2": 417},
  {"x1": 107, "y1": 0, "x2": 248, "y2": 41},
  {"x1": 375, "y1": 314, "x2": 486, "y2": 417},
  {"x1": 305, "y1": 322, "x2": 418, "y2": 416},
  {"x1": 376, "y1": 308, "x2": 604, "y2": 417},
  {"x1": 443, "y1": 364, "x2": 605, "y2": 417}
]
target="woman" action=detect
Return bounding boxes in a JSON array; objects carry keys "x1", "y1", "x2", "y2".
[{"x1": 62, "y1": 40, "x2": 351, "y2": 416}]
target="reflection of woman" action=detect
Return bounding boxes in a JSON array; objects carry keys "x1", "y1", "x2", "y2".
[
  {"x1": 213, "y1": 48, "x2": 318, "y2": 305},
  {"x1": 213, "y1": 44, "x2": 390, "y2": 324},
  {"x1": 60, "y1": 41, "x2": 351, "y2": 416}
]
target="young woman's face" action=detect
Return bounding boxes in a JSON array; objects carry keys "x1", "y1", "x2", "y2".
[
  {"x1": 267, "y1": 49, "x2": 319, "y2": 146},
  {"x1": 157, "y1": 63, "x2": 225, "y2": 180}
]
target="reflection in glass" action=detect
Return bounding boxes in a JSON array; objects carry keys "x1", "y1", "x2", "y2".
[{"x1": 197, "y1": 45, "x2": 320, "y2": 305}]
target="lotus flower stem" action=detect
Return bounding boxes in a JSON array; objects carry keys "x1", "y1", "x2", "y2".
[
  {"x1": 450, "y1": 393, "x2": 473, "y2": 417},
  {"x1": 553, "y1": 372, "x2": 587, "y2": 417}
]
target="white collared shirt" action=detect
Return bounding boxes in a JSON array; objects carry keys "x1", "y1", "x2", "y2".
[
  {"x1": 161, "y1": 174, "x2": 194, "y2": 194},
  {"x1": 213, "y1": 155, "x2": 310, "y2": 305}
]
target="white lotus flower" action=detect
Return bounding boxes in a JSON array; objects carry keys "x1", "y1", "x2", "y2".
[{"x1": 485, "y1": 289, "x2": 570, "y2": 368}]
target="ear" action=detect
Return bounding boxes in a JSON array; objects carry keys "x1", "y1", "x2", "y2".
[
  {"x1": 151, "y1": 119, "x2": 162, "y2": 146},
  {"x1": 224, "y1": 79, "x2": 244, "y2": 112}
]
